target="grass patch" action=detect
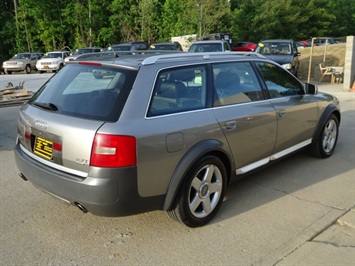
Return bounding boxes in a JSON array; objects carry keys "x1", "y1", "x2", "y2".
[{"x1": 298, "y1": 43, "x2": 346, "y2": 80}]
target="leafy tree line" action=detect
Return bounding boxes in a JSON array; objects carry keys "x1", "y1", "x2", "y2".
[{"x1": 0, "y1": 0, "x2": 354, "y2": 60}]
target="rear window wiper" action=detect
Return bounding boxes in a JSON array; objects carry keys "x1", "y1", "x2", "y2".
[{"x1": 32, "y1": 102, "x2": 58, "y2": 111}]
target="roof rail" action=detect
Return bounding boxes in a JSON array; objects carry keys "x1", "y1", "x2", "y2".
[
  {"x1": 74, "y1": 50, "x2": 184, "y2": 61},
  {"x1": 74, "y1": 52, "x2": 118, "y2": 61},
  {"x1": 141, "y1": 52, "x2": 265, "y2": 65}
]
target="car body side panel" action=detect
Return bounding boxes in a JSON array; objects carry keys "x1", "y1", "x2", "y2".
[
  {"x1": 104, "y1": 109, "x2": 227, "y2": 197},
  {"x1": 212, "y1": 101, "x2": 277, "y2": 169},
  {"x1": 269, "y1": 95, "x2": 318, "y2": 152}
]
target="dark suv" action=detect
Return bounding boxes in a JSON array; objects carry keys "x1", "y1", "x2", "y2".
[
  {"x1": 254, "y1": 39, "x2": 301, "y2": 76},
  {"x1": 65, "y1": 47, "x2": 102, "y2": 63},
  {"x1": 111, "y1": 42, "x2": 149, "y2": 52},
  {"x1": 15, "y1": 52, "x2": 340, "y2": 227},
  {"x1": 188, "y1": 40, "x2": 231, "y2": 52}
]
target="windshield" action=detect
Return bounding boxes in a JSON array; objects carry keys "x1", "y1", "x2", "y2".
[
  {"x1": 255, "y1": 42, "x2": 292, "y2": 55},
  {"x1": 112, "y1": 46, "x2": 131, "y2": 51},
  {"x1": 188, "y1": 43, "x2": 222, "y2": 52},
  {"x1": 29, "y1": 63, "x2": 137, "y2": 122},
  {"x1": 12, "y1": 53, "x2": 31, "y2": 59},
  {"x1": 149, "y1": 44, "x2": 175, "y2": 50},
  {"x1": 73, "y1": 48, "x2": 92, "y2": 55},
  {"x1": 43, "y1": 53, "x2": 63, "y2": 59}
]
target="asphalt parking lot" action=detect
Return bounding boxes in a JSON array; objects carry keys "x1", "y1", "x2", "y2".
[{"x1": 0, "y1": 74, "x2": 354, "y2": 265}]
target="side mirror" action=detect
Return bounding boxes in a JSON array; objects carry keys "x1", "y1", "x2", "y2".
[{"x1": 304, "y1": 83, "x2": 318, "y2": 95}]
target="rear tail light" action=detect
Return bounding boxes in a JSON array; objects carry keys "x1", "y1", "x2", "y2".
[{"x1": 90, "y1": 134, "x2": 136, "y2": 168}]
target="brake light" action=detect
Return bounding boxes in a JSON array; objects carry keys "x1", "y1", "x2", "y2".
[
  {"x1": 90, "y1": 134, "x2": 136, "y2": 168},
  {"x1": 78, "y1": 61, "x2": 102, "y2": 66}
]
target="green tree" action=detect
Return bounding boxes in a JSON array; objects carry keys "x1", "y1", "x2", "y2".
[
  {"x1": 0, "y1": 0, "x2": 17, "y2": 58},
  {"x1": 110, "y1": 0, "x2": 140, "y2": 42},
  {"x1": 161, "y1": 0, "x2": 190, "y2": 39},
  {"x1": 231, "y1": 0, "x2": 259, "y2": 42},
  {"x1": 326, "y1": 0, "x2": 355, "y2": 38},
  {"x1": 1, "y1": 0, "x2": 354, "y2": 61},
  {"x1": 185, "y1": 0, "x2": 231, "y2": 39},
  {"x1": 138, "y1": 0, "x2": 161, "y2": 43}
]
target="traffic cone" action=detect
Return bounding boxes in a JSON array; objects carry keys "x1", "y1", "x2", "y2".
[{"x1": 350, "y1": 81, "x2": 355, "y2": 92}]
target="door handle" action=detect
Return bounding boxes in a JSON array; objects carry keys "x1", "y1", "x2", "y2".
[
  {"x1": 277, "y1": 109, "x2": 286, "y2": 118},
  {"x1": 225, "y1": 121, "x2": 237, "y2": 131}
]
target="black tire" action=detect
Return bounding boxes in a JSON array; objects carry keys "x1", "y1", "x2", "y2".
[
  {"x1": 25, "y1": 65, "x2": 31, "y2": 74},
  {"x1": 309, "y1": 114, "x2": 339, "y2": 158},
  {"x1": 4, "y1": 69, "x2": 12, "y2": 74},
  {"x1": 168, "y1": 155, "x2": 227, "y2": 227}
]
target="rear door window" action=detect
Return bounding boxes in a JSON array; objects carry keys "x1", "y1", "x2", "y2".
[
  {"x1": 148, "y1": 66, "x2": 207, "y2": 117},
  {"x1": 29, "y1": 63, "x2": 137, "y2": 121},
  {"x1": 213, "y1": 61, "x2": 265, "y2": 106}
]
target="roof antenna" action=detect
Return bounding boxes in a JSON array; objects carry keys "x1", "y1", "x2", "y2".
[{"x1": 107, "y1": 44, "x2": 119, "y2": 58}]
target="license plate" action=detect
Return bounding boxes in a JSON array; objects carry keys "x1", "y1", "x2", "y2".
[
  {"x1": 43, "y1": 66, "x2": 49, "y2": 69},
  {"x1": 34, "y1": 136, "x2": 53, "y2": 160}
]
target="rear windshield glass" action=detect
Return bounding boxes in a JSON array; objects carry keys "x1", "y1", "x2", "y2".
[{"x1": 29, "y1": 63, "x2": 137, "y2": 122}]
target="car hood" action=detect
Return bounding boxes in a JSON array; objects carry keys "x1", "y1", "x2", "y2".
[
  {"x1": 5, "y1": 59, "x2": 30, "y2": 63},
  {"x1": 262, "y1": 54, "x2": 294, "y2": 65},
  {"x1": 38, "y1": 58, "x2": 63, "y2": 62}
]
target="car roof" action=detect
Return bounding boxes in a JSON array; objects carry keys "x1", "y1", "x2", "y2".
[
  {"x1": 150, "y1": 42, "x2": 175, "y2": 45},
  {"x1": 259, "y1": 39, "x2": 293, "y2": 43},
  {"x1": 15, "y1": 52, "x2": 41, "y2": 55},
  {"x1": 192, "y1": 40, "x2": 228, "y2": 44},
  {"x1": 113, "y1": 42, "x2": 147, "y2": 46},
  {"x1": 71, "y1": 51, "x2": 266, "y2": 69}
]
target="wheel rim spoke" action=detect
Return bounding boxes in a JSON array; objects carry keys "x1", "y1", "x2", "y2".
[
  {"x1": 191, "y1": 176, "x2": 202, "y2": 191},
  {"x1": 190, "y1": 193, "x2": 202, "y2": 213},
  {"x1": 203, "y1": 165, "x2": 215, "y2": 183},
  {"x1": 201, "y1": 198, "x2": 212, "y2": 214},
  {"x1": 209, "y1": 181, "x2": 222, "y2": 194},
  {"x1": 322, "y1": 120, "x2": 337, "y2": 152},
  {"x1": 188, "y1": 163, "x2": 223, "y2": 218}
]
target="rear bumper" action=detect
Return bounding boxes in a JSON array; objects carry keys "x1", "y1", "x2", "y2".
[{"x1": 14, "y1": 142, "x2": 163, "y2": 216}]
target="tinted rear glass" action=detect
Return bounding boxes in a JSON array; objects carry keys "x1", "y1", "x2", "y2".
[{"x1": 29, "y1": 63, "x2": 137, "y2": 122}]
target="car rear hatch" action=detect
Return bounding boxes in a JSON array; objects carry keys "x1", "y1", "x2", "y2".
[{"x1": 17, "y1": 62, "x2": 138, "y2": 177}]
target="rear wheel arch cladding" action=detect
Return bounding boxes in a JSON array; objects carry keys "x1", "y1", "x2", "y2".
[{"x1": 163, "y1": 139, "x2": 233, "y2": 211}]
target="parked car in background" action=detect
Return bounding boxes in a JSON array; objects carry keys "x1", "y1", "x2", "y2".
[
  {"x1": 254, "y1": 39, "x2": 301, "y2": 76},
  {"x1": 15, "y1": 52, "x2": 340, "y2": 228},
  {"x1": 2, "y1": 52, "x2": 43, "y2": 74},
  {"x1": 64, "y1": 47, "x2": 102, "y2": 63},
  {"x1": 110, "y1": 42, "x2": 149, "y2": 52},
  {"x1": 149, "y1": 42, "x2": 183, "y2": 51},
  {"x1": 36, "y1": 51, "x2": 69, "y2": 73},
  {"x1": 296, "y1": 41, "x2": 308, "y2": 49},
  {"x1": 232, "y1": 42, "x2": 256, "y2": 52},
  {"x1": 306, "y1": 37, "x2": 337, "y2": 46},
  {"x1": 188, "y1": 40, "x2": 231, "y2": 52},
  {"x1": 299, "y1": 40, "x2": 312, "y2": 47}
]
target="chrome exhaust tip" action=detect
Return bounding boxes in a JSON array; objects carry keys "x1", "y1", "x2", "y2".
[{"x1": 74, "y1": 202, "x2": 88, "y2": 213}]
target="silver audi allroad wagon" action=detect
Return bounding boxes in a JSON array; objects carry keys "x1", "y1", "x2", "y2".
[{"x1": 15, "y1": 52, "x2": 340, "y2": 227}]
